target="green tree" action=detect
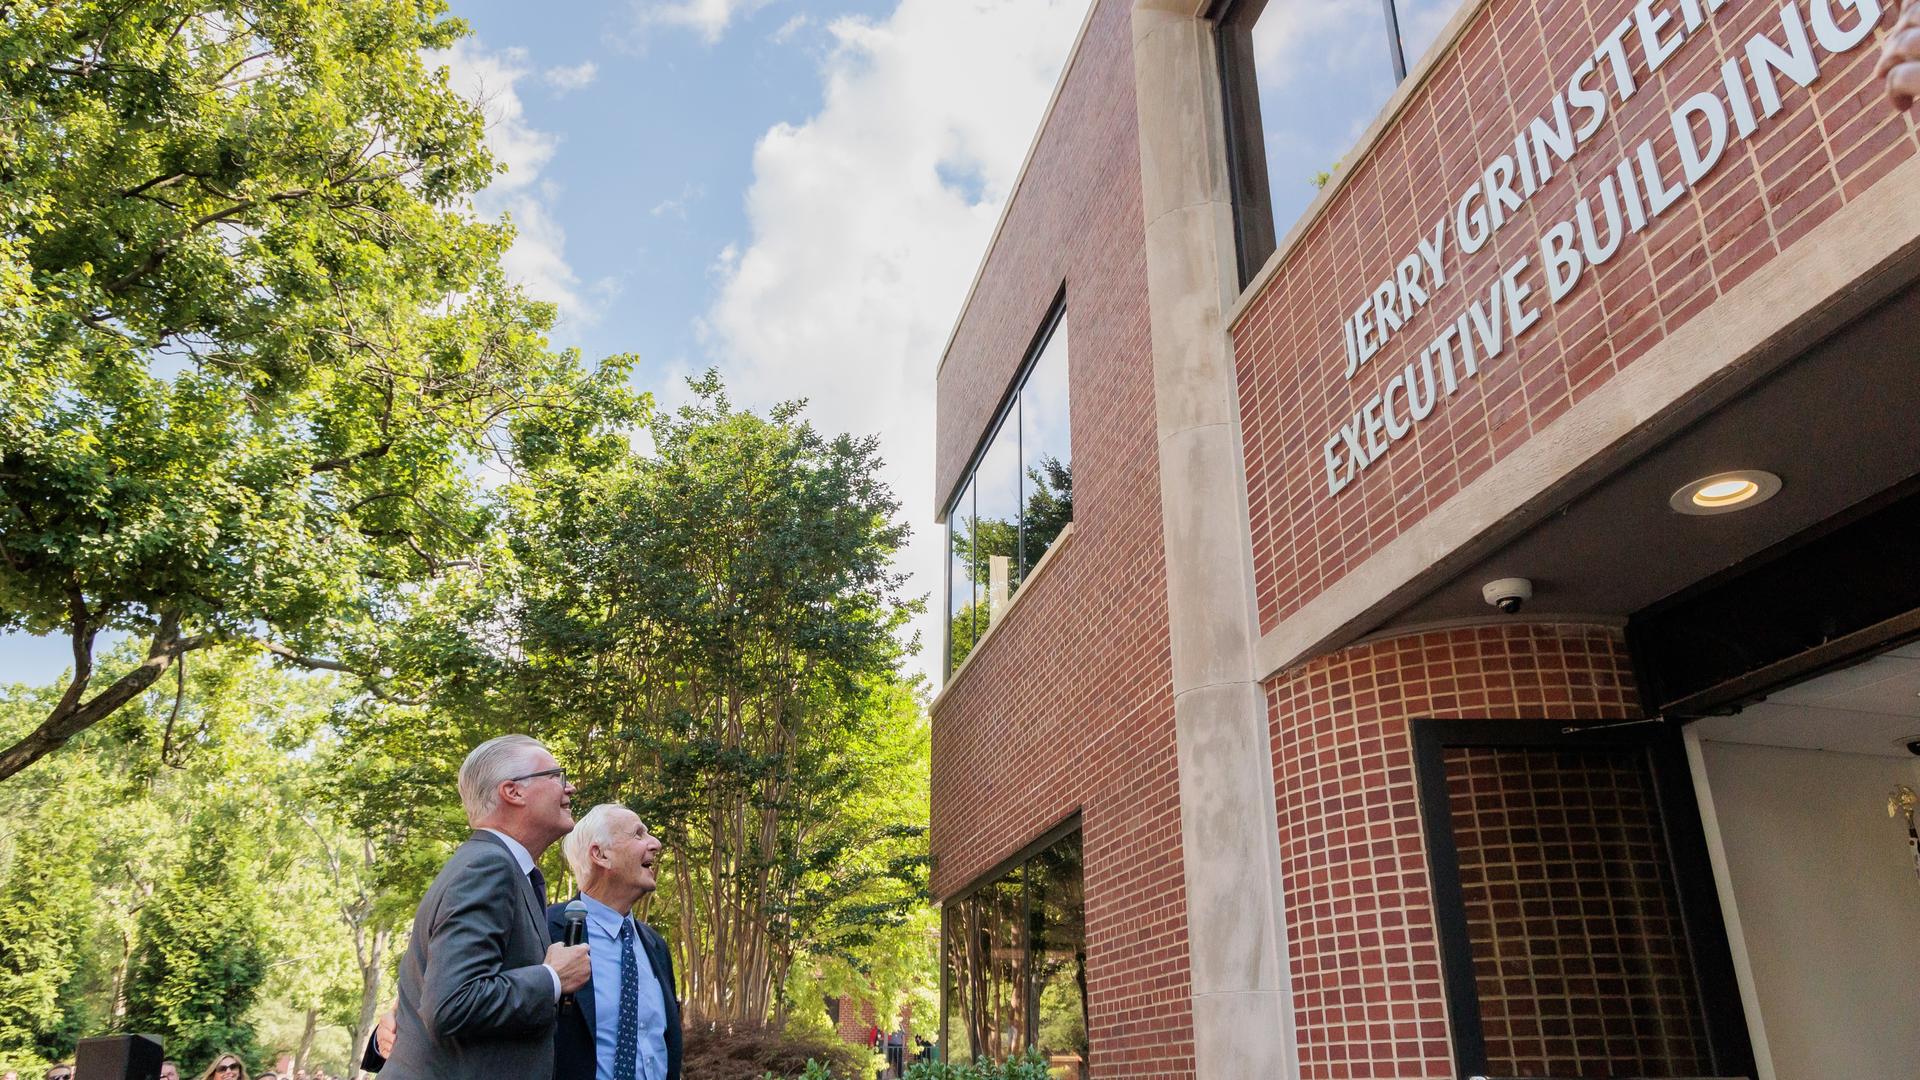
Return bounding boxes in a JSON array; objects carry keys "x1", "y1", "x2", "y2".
[
  {"x1": 123, "y1": 808, "x2": 270, "y2": 1065},
  {"x1": 0, "y1": 795, "x2": 103, "y2": 1063},
  {"x1": 0, "y1": 0, "x2": 641, "y2": 780},
  {"x1": 459, "y1": 374, "x2": 928, "y2": 1025}
]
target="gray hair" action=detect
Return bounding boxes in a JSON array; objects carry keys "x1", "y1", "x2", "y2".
[
  {"x1": 458, "y1": 735, "x2": 547, "y2": 826},
  {"x1": 562, "y1": 803, "x2": 632, "y2": 883}
]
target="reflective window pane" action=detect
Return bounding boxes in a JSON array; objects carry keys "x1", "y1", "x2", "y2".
[
  {"x1": 1221, "y1": 0, "x2": 1399, "y2": 278},
  {"x1": 940, "y1": 830, "x2": 1084, "y2": 1069},
  {"x1": 948, "y1": 479, "x2": 978, "y2": 674},
  {"x1": 1028, "y1": 833, "x2": 1087, "y2": 1078},
  {"x1": 1019, "y1": 319, "x2": 1071, "y2": 575},
  {"x1": 974, "y1": 415, "x2": 1022, "y2": 625},
  {"x1": 942, "y1": 875, "x2": 1028, "y2": 1063},
  {"x1": 1394, "y1": 0, "x2": 1468, "y2": 69}
]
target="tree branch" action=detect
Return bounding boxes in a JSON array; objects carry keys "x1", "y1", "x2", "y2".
[
  {"x1": 311, "y1": 441, "x2": 394, "y2": 474},
  {"x1": 255, "y1": 640, "x2": 424, "y2": 706},
  {"x1": 0, "y1": 612, "x2": 212, "y2": 782}
]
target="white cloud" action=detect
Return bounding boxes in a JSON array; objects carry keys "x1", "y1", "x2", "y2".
[
  {"x1": 542, "y1": 60, "x2": 599, "y2": 94},
  {"x1": 432, "y1": 39, "x2": 594, "y2": 325},
  {"x1": 650, "y1": 182, "x2": 706, "y2": 219},
  {"x1": 771, "y1": 13, "x2": 811, "y2": 44},
  {"x1": 697, "y1": 0, "x2": 1089, "y2": 687},
  {"x1": 633, "y1": 0, "x2": 775, "y2": 43}
]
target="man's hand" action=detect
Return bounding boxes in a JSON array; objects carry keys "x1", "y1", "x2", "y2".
[
  {"x1": 1877, "y1": 1, "x2": 1920, "y2": 115},
  {"x1": 375, "y1": 1009, "x2": 397, "y2": 1057},
  {"x1": 545, "y1": 941, "x2": 592, "y2": 994}
]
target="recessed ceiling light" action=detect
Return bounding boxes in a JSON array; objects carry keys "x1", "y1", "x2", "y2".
[{"x1": 1669, "y1": 470, "x2": 1781, "y2": 516}]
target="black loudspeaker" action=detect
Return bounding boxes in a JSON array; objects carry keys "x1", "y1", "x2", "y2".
[{"x1": 73, "y1": 1033, "x2": 163, "y2": 1080}]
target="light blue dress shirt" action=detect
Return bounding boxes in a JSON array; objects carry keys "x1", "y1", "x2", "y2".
[
  {"x1": 581, "y1": 894, "x2": 668, "y2": 1080},
  {"x1": 479, "y1": 828, "x2": 562, "y2": 1001}
]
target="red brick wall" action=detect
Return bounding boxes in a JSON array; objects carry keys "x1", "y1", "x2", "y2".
[
  {"x1": 1265, "y1": 623, "x2": 1643, "y2": 1079},
  {"x1": 929, "y1": 0, "x2": 1196, "y2": 1075},
  {"x1": 1234, "y1": 0, "x2": 1920, "y2": 635}
]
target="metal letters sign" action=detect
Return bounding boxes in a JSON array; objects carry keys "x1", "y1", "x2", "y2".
[{"x1": 1323, "y1": 0, "x2": 1891, "y2": 497}]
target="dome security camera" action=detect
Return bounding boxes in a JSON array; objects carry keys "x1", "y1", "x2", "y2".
[{"x1": 1482, "y1": 577, "x2": 1533, "y2": 615}]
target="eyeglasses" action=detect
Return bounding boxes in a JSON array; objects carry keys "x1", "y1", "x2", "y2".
[
  {"x1": 216, "y1": 1065, "x2": 242, "y2": 1075},
  {"x1": 507, "y1": 767, "x2": 567, "y2": 785}
]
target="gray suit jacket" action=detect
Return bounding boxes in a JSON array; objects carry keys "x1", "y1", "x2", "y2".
[{"x1": 380, "y1": 831, "x2": 558, "y2": 1080}]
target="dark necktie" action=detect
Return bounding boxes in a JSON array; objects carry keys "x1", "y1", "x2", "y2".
[
  {"x1": 615, "y1": 918, "x2": 640, "y2": 1080},
  {"x1": 528, "y1": 865, "x2": 547, "y2": 908}
]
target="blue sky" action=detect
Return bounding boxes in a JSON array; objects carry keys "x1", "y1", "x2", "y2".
[{"x1": 0, "y1": 0, "x2": 1091, "y2": 689}]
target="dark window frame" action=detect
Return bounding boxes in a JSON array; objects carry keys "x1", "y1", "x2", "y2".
[
  {"x1": 943, "y1": 288, "x2": 1071, "y2": 677},
  {"x1": 938, "y1": 813, "x2": 1084, "y2": 1065},
  {"x1": 1409, "y1": 718, "x2": 1757, "y2": 1079},
  {"x1": 1209, "y1": 0, "x2": 1426, "y2": 285}
]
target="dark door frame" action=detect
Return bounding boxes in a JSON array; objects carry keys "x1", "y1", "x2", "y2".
[{"x1": 1410, "y1": 718, "x2": 1757, "y2": 1080}]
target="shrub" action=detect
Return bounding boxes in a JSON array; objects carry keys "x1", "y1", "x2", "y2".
[
  {"x1": 681, "y1": 1020, "x2": 874, "y2": 1080},
  {"x1": 902, "y1": 1050, "x2": 1053, "y2": 1080}
]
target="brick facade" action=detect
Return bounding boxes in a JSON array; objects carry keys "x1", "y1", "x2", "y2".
[
  {"x1": 1265, "y1": 623, "x2": 1643, "y2": 1079},
  {"x1": 930, "y1": 0, "x2": 1914, "y2": 1074},
  {"x1": 929, "y1": 0, "x2": 1197, "y2": 1074},
  {"x1": 1233, "y1": 0, "x2": 1918, "y2": 634}
]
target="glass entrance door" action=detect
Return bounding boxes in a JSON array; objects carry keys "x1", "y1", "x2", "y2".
[{"x1": 1411, "y1": 719, "x2": 1756, "y2": 1079}]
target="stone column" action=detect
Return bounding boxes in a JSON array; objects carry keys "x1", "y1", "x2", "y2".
[{"x1": 1130, "y1": 3, "x2": 1301, "y2": 1077}]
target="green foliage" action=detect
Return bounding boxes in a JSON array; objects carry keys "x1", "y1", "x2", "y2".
[
  {"x1": 0, "y1": 0, "x2": 643, "y2": 780},
  {"x1": 760, "y1": 1049, "x2": 1056, "y2": 1080},
  {"x1": 903, "y1": 1050, "x2": 1054, "y2": 1080},
  {"x1": 122, "y1": 809, "x2": 270, "y2": 1065},
  {"x1": 477, "y1": 373, "x2": 927, "y2": 1024},
  {"x1": 0, "y1": 793, "x2": 102, "y2": 1063},
  {"x1": 0, "y1": 653, "x2": 394, "y2": 1075}
]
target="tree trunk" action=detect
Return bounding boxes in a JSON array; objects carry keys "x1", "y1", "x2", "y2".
[
  {"x1": 352, "y1": 926, "x2": 389, "y2": 1077},
  {"x1": 296, "y1": 1006, "x2": 319, "y2": 1074}
]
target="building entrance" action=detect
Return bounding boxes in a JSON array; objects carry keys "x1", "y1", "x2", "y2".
[
  {"x1": 1629, "y1": 480, "x2": 1920, "y2": 1080},
  {"x1": 1686, "y1": 641, "x2": 1920, "y2": 1080},
  {"x1": 1412, "y1": 719, "x2": 1755, "y2": 1080}
]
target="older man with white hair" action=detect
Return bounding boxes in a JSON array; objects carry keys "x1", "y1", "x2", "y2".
[
  {"x1": 377, "y1": 734, "x2": 593, "y2": 1080},
  {"x1": 547, "y1": 803, "x2": 681, "y2": 1080}
]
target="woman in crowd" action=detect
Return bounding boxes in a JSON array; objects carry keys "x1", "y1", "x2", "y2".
[{"x1": 194, "y1": 1052, "x2": 249, "y2": 1080}]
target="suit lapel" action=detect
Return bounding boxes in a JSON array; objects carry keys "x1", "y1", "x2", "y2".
[
  {"x1": 470, "y1": 831, "x2": 549, "y2": 944},
  {"x1": 638, "y1": 924, "x2": 677, "y2": 1014}
]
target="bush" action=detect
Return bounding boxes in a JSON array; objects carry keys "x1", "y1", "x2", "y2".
[
  {"x1": 903, "y1": 1051, "x2": 1053, "y2": 1080},
  {"x1": 681, "y1": 1020, "x2": 874, "y2": 1080}
]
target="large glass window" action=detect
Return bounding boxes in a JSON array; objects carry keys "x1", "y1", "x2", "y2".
[
  {"x1": 1218, "y1": 0, "x2": 1471, "y2": 282},
  {"x1": 1393, "y1": 0, "x2": 1469, "y2": 69},
  {"x1": 945, "y1": 308, "x2": 1071, "y2": 675},
  {"x1": 947, "y1": 478, "x2": 979, "y2": 675},
  {"x1": 974, "y1": 418, "x2": 1021, "y2": 625},
  {"x1": 1019, "y1": 320, "x2": 1072, "y2": 570},
  {"x1": 941, "y1": 829, "x2": 1086, "y2": 1074}
]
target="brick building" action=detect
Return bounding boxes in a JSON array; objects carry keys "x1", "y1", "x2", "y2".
[{"x1": 929, "y1": 1, "x2": 1920, "y2": 1078}]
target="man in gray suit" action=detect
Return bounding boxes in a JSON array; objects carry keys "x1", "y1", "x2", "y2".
[{"x1": 378, "y1": 734, "x2": 593, "y2": 1080}]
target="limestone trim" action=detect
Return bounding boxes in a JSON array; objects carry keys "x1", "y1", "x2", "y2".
[
  {"x1": 932, "y1": 0, "x2": 1102, "y2": 382},
  {"x1": 1254, "y1": 155, "x2": 1920, "y2": 682},
  {"x1": 929, "y1": 522, "x2": 1076, "y2": 712},
  {"x1": 1345, "y1": 614, "x2": 1629, "y2": 654},
  {"x1": 1132, "y1": 2, "x2": 1301, "y2": 1077}
]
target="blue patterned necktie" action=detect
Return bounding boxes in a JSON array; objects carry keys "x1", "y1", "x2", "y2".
[{"x1": 615, "y1": 918, "x2": 640, "y2": 1080}]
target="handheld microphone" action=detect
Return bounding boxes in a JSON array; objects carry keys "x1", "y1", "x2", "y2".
[{"x1": 560, "y1": 899, "x2": 588, "y2": 1014}]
